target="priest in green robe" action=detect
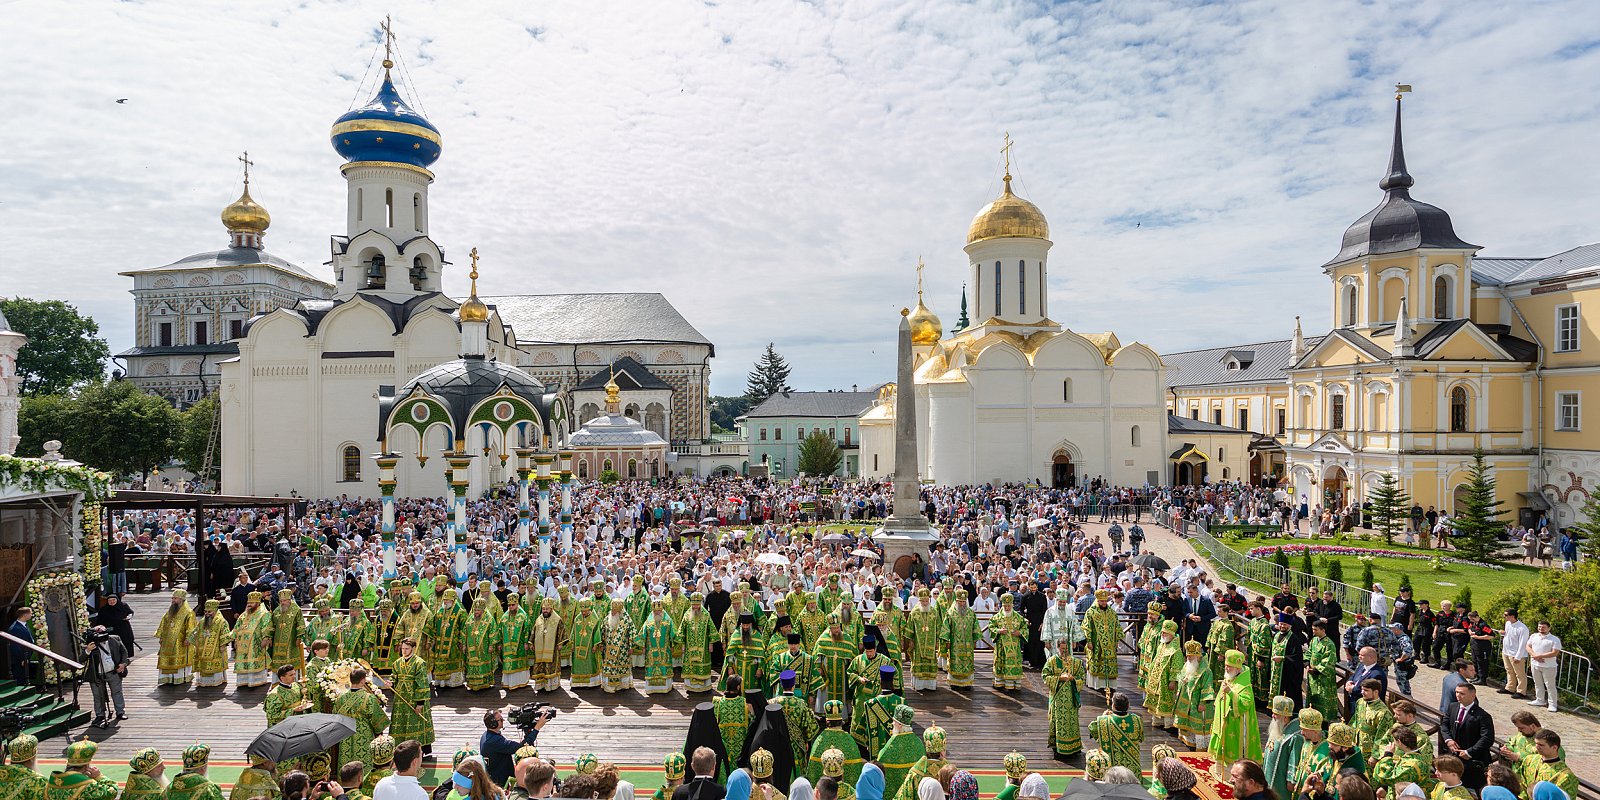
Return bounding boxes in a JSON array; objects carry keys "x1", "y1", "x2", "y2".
[
  {"x1": 48, "y1": 740, "x2": 118, "y2": 800},
  {"x1": 1297, "y1": 723, "x2": 1364, "y2": 797},
  {"x1": 1305, "y1": 620, "x2": 1340, "y2": 726},
  {"x1": 797, "y1": 594, "x2": 827, "y2": 653},
  {"x1": 337, "y1": 598, "x2": 376, "y2": 669},
  {"x1": 1088, "y1": 692, "x2": 1144, "y2": 774},
  {"x1": 556, "y1": 585, "x2": 579, "y2": 668},
  {"x1": 1205, "y1": 615, "x2": 1238, "y2": 681},
  {"x1": 163, "y1": 745, "x2": 224, "y2": 800},
  {"x1": 332, "y1": 668, "x2": 389, "y2": 767},
  {"x1": 462, "y1": 600, "x2": 502, "y2": 691},
  {"x1": 1264, "y1": 706, "x2": 1319, "y2": 800},
  {"x1": 1208, "y1": 650, "x2": 1262, "y2": 779},
  {"x1": 1146, "y1": 620, "x2": 1183, "y2": 730},
  {"x1": 808, "y1": 701, "x2": 864, "y2": 787},
  {"x1": 372, "y1": 597, "x2": 398, "y2": 673},
  {"x1": 1, "y1": 733, "x2": 46, "y2": 800},
  {"x1": 232, "y1": 591, "x2": 273, "y2": 688},
  {"x1": 850, "y1": 664, "x2": 901, "y2": 756},
  {"x1": 639, "y1": 600, "x2": 676, "y2": 694},
  {"x1": 388, "y1": 638, "x2": 433, "y2": 747},
  {"x1": 767, "y1": 632, "x2": 813, "y2": 699},
  {"x1": 869, "y1": 607, "x2": 904, "y2": 693},
  {"x1": 1351, "y1": 679, "x2": 1395, "y2": 760},
  {"x1": 1248, "y1": 607, "x2": 1274, "y2": 701},
  {"x1": 269, "y1": 589, "x2": 305, "y2": 675},
  {"x1": 889, "y1": 727, "x2": 945, "y2": 800},
  {"x1": 1042, "y1": 637, "x2": 1083, "y2": 758},
  {"x1": 813, "y1": 619, "x2": 857, "y2": 715},
  {"x1": 875, "y1": 705, "x2": 923, "y2": 800},
  {"x1": 905, "y1": 589, "x2": 941, "y2": 691},
  {"x1": 1174, "y1": 640, "x2": 1215, "y2": 750},
  {"x1": 425, "y1": 593, "x2": 467, "y2": 687},
  {"x1": 989, "y1": 594, "x2": 1027, "y2": 690},
  {"x1": 940, "y1": 593, "x2": 980, "y2": 689},
  {"x1": 1082, "y1": 589, "x2": 1121, "y2": 697},
  {"x1": 1368, "y1": 726, "x2": 1433, "y2": 798},
  {"x1": 1136, "y1": 608, "x2": 1164, "y2": 698},
  {"x1": 230, "y1": 755, "x2": 280, "y2": 800},
  {"x1": 847, "y1": 637, "x2": 891, "y2": 712},
  {"x1": 677, "y1": 593, "x2": 717, "y2": 692},
  {"x1": 264, "y1": 663, "x2": 310, "y2": 728},
  {"x1": 774, "y1": 669, "x2": 819, "y2": 767},
  {"x1": 305, "y1": 599, "x2": 342, "y2": 659},
  {"x1": 568, "y1": 599, "x2": 604, "y2": 689},
  {"x1": 499, "y1": 594, "x2": 534, "y2": 691},
  {"x1": 190, "y1": 600, "x2": 232, "y2": 688}
]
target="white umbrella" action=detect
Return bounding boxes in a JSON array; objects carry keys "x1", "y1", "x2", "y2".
[
  {"x1": 849, "y1": 549, "x2": 881, "y2": 560},
  {"x1": 1027, "y1": 518, "x2": 1052, "y2": 529},
  {"x1": 756, "y1": 552, "x2": 791, "y2": 566}
]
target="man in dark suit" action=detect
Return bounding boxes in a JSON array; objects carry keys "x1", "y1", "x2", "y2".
[
  {"x1": 1441, "y1": 681, "x2": 1495, "y2": 790},
  {"x1": 1021, "y1": 581, "x2": 1048, "y2": 669},
  {"x1": 1182, "y1": 584, "x2": 1215, "y2": 643},
  {"x1": 6, "y1": 608, "x2": 35, "y2": 685},
  {"x1": 1344, "y1": 645, "x2": 1387, "y2": 719},
  {"x1": 673, "y1": 747, "x2": 727, "y2": 800}
]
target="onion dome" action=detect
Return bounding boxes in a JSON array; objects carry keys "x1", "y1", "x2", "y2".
[
  {"x1": 458, "y1": 251, "x2": 489, "y2": 323},
  {"x1": 967, "y1": 173, "x2": 1049, "y2": 245},
  {"x1": 221, "y1": 183, "x2": 270, "y2": 234},
  {"x1": 908, "y1": 297, "x2": 941, "y2": 345},
  {"x1": 1324, "y1": 92, "x2": 1476, "y2": 266},
  {"x1": 330, "y1": 66, "x2": 441, "y2": 169}
]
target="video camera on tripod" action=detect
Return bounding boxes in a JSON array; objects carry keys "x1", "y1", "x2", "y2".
[{"x1": 505, "y1": 702, "x2": 556, "y2": 733}]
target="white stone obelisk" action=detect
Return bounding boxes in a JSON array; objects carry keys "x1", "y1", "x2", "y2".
[{"x1": 874, "y1": 308, "x2": 936, "y2": 572}]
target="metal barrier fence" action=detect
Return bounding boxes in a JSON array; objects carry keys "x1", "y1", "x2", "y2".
[
  {"x1": 1162, "y1": 515, "x2": 1374, "y2": 614},
  {"x1": 1557, "y1": 649, "x2": 1595, "y2": 709}
]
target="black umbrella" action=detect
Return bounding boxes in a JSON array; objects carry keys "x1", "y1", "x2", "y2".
[
  {"x1": 247, "y1": 713, "x2": 358, "y2": 763},
  {"x1": 1059, "y1": 783, "x2": 1159, "y2": 800},
  {"x1": 1131, "y1": 553, "x2": 1170, "y2": 571}
]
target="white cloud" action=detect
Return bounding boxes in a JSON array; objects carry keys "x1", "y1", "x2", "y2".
[{"x1": 2, "y1": 0, "x2": 1597, "y2": 394}]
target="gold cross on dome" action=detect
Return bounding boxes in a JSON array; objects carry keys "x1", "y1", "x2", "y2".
[
  {"x1": 468, "y1": 246, "x2": 480, "y2": 281},
  {"x1": 916, "y1": 256, "x2": 926, "y2": 300},
  {"x1": 381, "y1": 15, "x2": 396, "y2": 68},
  {"x1": 1001, "y1": 132, "x2": 1014, "y2": 176},
  {"x1": 238, "y1": 151, "x2": 253, "y2": 185}
]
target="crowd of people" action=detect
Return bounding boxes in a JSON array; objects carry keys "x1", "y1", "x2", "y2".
[{"x1": 38, "y1": 476, "x2": 1582, "y2": 800}]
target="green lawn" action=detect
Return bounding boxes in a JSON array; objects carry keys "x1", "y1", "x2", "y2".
[{"x1": 1212, "y1": 536, "x2": 1546, "y2": 611}]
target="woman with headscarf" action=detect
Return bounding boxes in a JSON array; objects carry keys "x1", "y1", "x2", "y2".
[
  {"x1": 855, "y1": 764, "x2": 884, "y2": 800},
  {"x1": 944, "y1": 772, "x2": 976, "y2": 800},
  {"x1": 915, "y1": 778, "x2": 943, "y2": 800},
  {"x1": 1017, "y1": 775, "x2": 1049, "y2": 800},
  {"x1": 726, "y1": 769, "x2": 754, "y2": 800},
  {"x1": 788, "y1": 778, "x2": 813, "y2": 800},
  {"x1": 1533, "y1": 782, "x2": 1571, "y2": 800},
  {"x1": 1156, "y1": 758, "x2": 1199, "y2": 800}
]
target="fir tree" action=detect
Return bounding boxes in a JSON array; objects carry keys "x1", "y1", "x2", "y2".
[
  {"x1": 1300, "y1": 549, "x2": 1315, "y2": 576},
  {"x1": 1398, "y1": 572, "x2": 1412, "y2": 593},
  {"x1": 1452, "y1": 450, "x2": 1508, "y2": 564},
  {"x1": 1325, "y1": 558, "x2": 1344, "y2": 585},
  {"x1": 1368, "y1": 473, "x2": 1412, "y2": 545},
  {"x1": 1571, "y1": 490, "x2": 1600, "y2": 562},
  {"x1": 744, "y1": 343, "x2": 793, "y2": 404},
  {"x1": 1360, "y1": 561, "x2": 1376, "y2": 591},
  {"x1": 796, "y1": 429, "x2": 844, "y2": 477},
  {"x1": 1273, "y1": 548, "x2": 1291, "y2": 571}
]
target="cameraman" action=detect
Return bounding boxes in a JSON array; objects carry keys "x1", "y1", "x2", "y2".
[
  {"x1": 480, "y1": 708, "x2": 544, "y2": 786},
  {"x1": 84, "y1": 625, "x2": 129, "y2": 728}
]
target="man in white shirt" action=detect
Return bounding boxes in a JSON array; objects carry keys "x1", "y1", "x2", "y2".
[
  {"x1": 1498, "y1": 609, "x2": 1531, "y2": 700},
  {"x1": 1525, "y1": 619, "x2": 1562, "y2": 712},
  {"x1": 373, "y1": 740, "x2": 428, "y2": 800},
  {"x1": 1369, "y1": 583, "x2": 1389, "y2": 626}
]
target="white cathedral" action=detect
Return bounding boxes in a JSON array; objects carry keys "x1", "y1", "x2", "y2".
[
  {"x1": 130, "y1": 52, "x2": 719, "y2": 499},
  {"x1": 859, "y1": 163, "x2": 1171, "y2": 487}
]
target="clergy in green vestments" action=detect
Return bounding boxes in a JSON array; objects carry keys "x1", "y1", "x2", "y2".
[
  {"x1": 568, "y1": 600, "x2": 605, "y2": 689},
  {"x1": 163, "y1": 745, "x2": 224, "y2": 800},
  {"x1": 232, "y1": 591, "x2": 273, "y2": 688},
  {"x1": 890, "y1": 727, "x2": 945, "y2": 800},
  {"x1": 1296, "y1": 724, "x2": 1365, "y2": 798},
  {"x1": 388, "y1": 638, "x2": 434, "y2": 747},
  {"x1": 1146, "y1": 620, "x2": 1184, "y2": 729},
  {"x1": 499, "y1": 594, "x2": 534, "y2": 691},
  {"x1": 1174, "y1": 640, "x2": 1215, "y2": 750},
  {"x1": 850, "y1": 665, "x2": 901, "y2": 756},
  {"x1": 337, "y1": 598, "x2": 376, "y2": 670},
  {"x1": 813, "y1": 621, "x2": 857, "y2": 715},
  {"x1": 1351, "y1": 680, "x2": 1395, "y2": 760},
  {"x1": 768, "y1": 632, "x2": 814, "y2": 699},
  {"x1": 1042, "y1": 638, "x2": 1084, "y2": 757},
  {"x1": 808, "y1": 701, "x2": 864, "y2": 787},
  {"x1": 876, "y1": 705, "x2": 924, "y2": 800},
  {"x1": 331, "y1": 668, "x2": 388, "y2": 767},
  {"x1": 638, "y1": 600, "x2": 676, "y2": 694},
  {"x1": 677, "y1": 593, "x2": 717, "y2": 692},
  {"x1": 1082, "y1": 590, "x2": 1122, "y2": 694},
  {"x1": 1088, "y1": 693, "x2": 1144, "y2": 774},
  {"x1": 722, "y1": 614, "x2": 767, "y2": 694},
  {"x1": 425, "y1": 593, "x2": 467, "y2": 687},
  {"x1": 305, "y1": 600, "x2": 341, "y2": 660},
  {"x1": 190, "y1": 600, "x2": 232, "y2": 688},
  {"x1": 462, "y1": 601, "x2": 502, "y2": 691},
  {"x1": 906, "y1": 589, "x2": 942, "y2": 690},
  {"x1": 1208, "y1": 649, "x2": 1262, "y2": 779},
  {"x1": 777, "y1": 670, "x2": 820, "y2": 767},
  {"x1": 1263, "y1": 700, "x2": 1310, "y2": 800},
  {"x1": 1305, "y1": 620, "x2": 1340, "y2": 726},
  {"x1": 847, "y1": 638, "x2": 891, "y2": 713},
  {"x1": 601, "y1": 598, "x2": 637, "y2": 693},
  {"x1": 989, "y1": 594, "x2": 1027, "y2": 690},
  {"x1": 940, "y1": 593, "x2": 980, "y2": 688}
]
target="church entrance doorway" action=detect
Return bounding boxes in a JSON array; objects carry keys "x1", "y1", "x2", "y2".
[
  {"x1": 1051, "y1": 451, "x2": 1076, "y2": 488},
  {"x1": 1322, "y1": 465, "x2": 1348, "y2": 508}
]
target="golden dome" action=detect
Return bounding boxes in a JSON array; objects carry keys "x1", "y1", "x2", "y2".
[
  {"x1": 459, "y1": 246, "x2": 490, "y2": 322},
  {"x1": 221, "y1": 185, "x2": 271, "y2": 234},
  {"x1": 908, "y1": 298, "x2": 942, "y2": 345},
  {"x1": 966, "y1": 175, "x2": 1048, "y2": 245}
]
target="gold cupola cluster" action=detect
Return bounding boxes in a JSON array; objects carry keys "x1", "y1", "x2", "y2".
[
  {"x1": 458, "y1": 247, "x2": 490, "y2": 323},
  {"x1": 966, "y1": 172, "x2": 1049, "y2": 245}
]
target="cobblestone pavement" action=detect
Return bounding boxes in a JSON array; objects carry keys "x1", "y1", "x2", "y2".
[{"x1": 1067, "y1": 517, "x2": 1599, "y2": 779}]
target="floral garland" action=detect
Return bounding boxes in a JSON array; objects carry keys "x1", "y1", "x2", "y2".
[
  {"x1": 1247, "y1": 544, "x2": 1504, "y2": 571},
  {"x1": 80, "y1": 501, "x2": 102, "y2": 585},
  {"x1": 318, "y1": 658, "x2": 386, "y2": 703},
  {"x1": 23, "y1": 570, "x2": 90, "y2": 683},
  {"x1": 0, "y1": 455, "x2": 114, "y2": 501}
]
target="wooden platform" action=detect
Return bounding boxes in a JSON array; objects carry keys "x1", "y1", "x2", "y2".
[{"x1": 71, "y1": 593, "x2": 1226, "y2": 771}]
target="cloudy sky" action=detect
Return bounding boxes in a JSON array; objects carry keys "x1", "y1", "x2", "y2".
[{"x1": 4, "y1": 1, "x2": 1599, "y2": 395}]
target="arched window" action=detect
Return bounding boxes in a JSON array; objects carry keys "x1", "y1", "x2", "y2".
[
  {"x1": 1131, "y1": 425, "x2": 1141, "y2": 447},
  {"x1": 413, "y1": 193, "x2": 423, "y2": 231},
  {"x1": 651, "y1": 460, "x2": 660, "y2": 478},
  {"x1": 1331, "y1": 395, "x2": 1346, "y2": 429},
  {"x1": 1018, "y1": 260, "x2": 1027, "y2": 315},
  {"x1": 603, "y1": 458, "x2": 613, "y2": 473},
  {"x1": 384, "y1": 188, "x2": 394, "y2": 228},
  {"x1": 844, "y1": 427, "x2": 852, "y2": 446},
  {"x1": 994, "y1": 261, "x2": 1003, "y2": 317},
  {"x1": 1450, "y1": 386, "x2": 1469, "y2": 432},
  {"x1": 578, "y1": 460, "x2": 589, "y2": 479},
  {"x1": 628, "y1": 458, "x2": 638, "y2": 478},
  {"x1": 1346, "y1": 285, "x2": 1359, "y2": 327},
  {"x1": 341, "y1": 445, "x2": 361, "y2": 482},
  {"x1": 357, "y1": 188, "x2": 364, "y2": 223},
  {"x1": 1434, "y1": 275, "x2": 1450, "y2": 319},
  {"x1": 1062, "y1": 378, "x2": 1073, "y2": 403}
]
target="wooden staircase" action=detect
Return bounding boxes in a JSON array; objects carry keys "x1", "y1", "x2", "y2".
[{"x1": 0, "y1": 679, "x2": 91, "y2": 741}]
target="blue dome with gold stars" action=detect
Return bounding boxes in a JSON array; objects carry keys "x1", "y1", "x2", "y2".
[{"x1": 330, "y1": 74, "x2": 441, "y2": 169}]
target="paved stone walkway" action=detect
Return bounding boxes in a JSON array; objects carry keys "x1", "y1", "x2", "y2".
[{"x1": 1069, "y1": 517, "x2": 1599, "y2": 780}]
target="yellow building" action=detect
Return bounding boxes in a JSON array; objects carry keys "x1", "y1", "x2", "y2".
[{"x1": 1171, "y1": 92, "x2": 1599, "y2": 531}]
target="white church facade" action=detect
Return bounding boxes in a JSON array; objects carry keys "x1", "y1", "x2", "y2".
[
  {"x1": 860, "y1": 163, "x2": 1170, "y2": 487},
  {"x1": 214, "y1": 49, "x2": 711, "y2": 499}
]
